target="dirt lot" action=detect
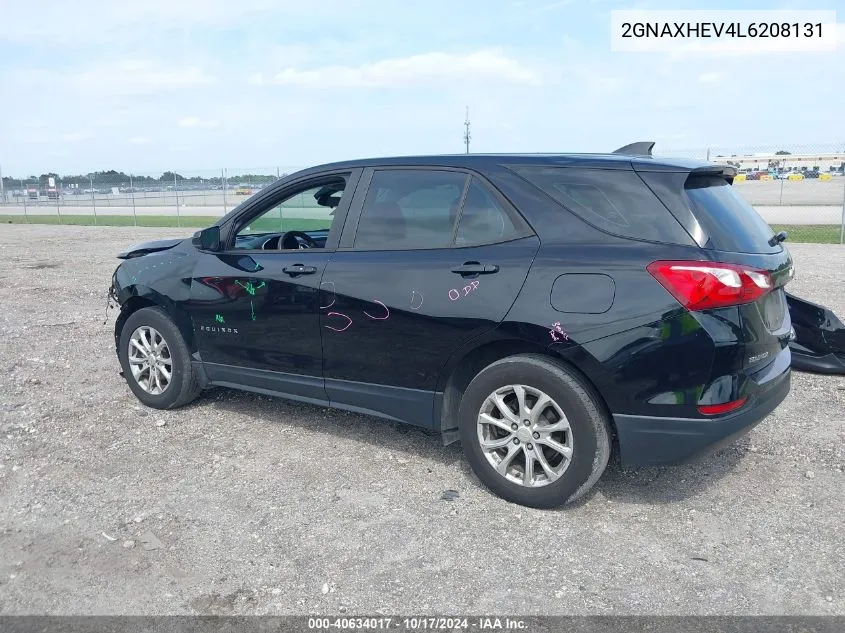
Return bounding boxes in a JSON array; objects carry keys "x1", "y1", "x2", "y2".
[{"x1": 0, "y1": 225, "x2": 843, "y2": 615}]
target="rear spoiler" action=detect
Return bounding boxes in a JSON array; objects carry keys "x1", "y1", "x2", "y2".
[
  {"x1": 611, "y1": 142, "x2": 738, "y2": 180},
  {"x1": 688, "y1": 164, "x2": 738, "y2": 183}
]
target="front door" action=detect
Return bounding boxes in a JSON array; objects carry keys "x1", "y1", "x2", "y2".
[
  {"x1": 187, "y1": 172, "x2": 357, "y2": 400},
  {"x1": 319, "y1": 168, "x2": 539, "y2": 427}
]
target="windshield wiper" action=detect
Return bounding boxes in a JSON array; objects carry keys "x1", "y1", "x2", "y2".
[{"x1": 768, "y1": 231, "x2": 788, "y2": 247}]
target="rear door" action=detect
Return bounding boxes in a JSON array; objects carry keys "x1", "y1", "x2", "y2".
[{"x1": 319, "y1": 167, "x2": 540, "y2": 427}]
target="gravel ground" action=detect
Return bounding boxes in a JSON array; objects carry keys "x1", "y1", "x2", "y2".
[{"x1": 0, "y1": 225, "x2": 843, "y2": 616}]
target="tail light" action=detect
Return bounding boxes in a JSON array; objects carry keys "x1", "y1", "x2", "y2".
[
  {"x1": 647, "y1": 260, "x2": 773, "y2": 311},
  {"x1": 698, "y1": 397, "x2": 748, "y2": 415}
]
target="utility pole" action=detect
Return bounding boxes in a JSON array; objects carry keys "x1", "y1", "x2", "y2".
[
  {"x1": 463, "y1": 106, "x2": 471, "y2": 154},
  {"x1": 0, "y1": 164, "x2": 5, "y2": 204},
  {"x1": 839, "y1": 169, "x2": 845, "y2": 245},
  {"x1": 89, "y1": 175, "x2": 97, "y2": 224},
  {"x1": 222, "y1": 168, "x2": 227, "y2": 215},
  {"x1": 130, "y1": 174, "x2": 137, "y2": 227},
  {"x1": 21, "y1": 179, "x2": 28, "y2": 222},
  {"x1": 174, "y1": 172, "x2": 181, "y2": 227}
]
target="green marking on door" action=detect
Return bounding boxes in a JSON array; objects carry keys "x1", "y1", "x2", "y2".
[{"x1": 235, "y1": 280, "x2": 266, "y2": 296}]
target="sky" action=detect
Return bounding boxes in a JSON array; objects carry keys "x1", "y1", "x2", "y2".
[{"x1": 0, "y1": 0, "x2": 843, "y2": 177}]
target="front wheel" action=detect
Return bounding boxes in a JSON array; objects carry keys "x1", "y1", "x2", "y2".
[
  {"x1": 458, "y1": 354, "x2": 611, "y2": 508},
  {"x1": 118, "y1": 306, "x2": 201, "y2": 409}
]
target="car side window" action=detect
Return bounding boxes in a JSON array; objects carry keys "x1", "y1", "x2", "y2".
[
  {"x1": 232, "y1": 178, "x2": 346, "y2": 250},
  {"x1": 510, "y1": 166, "x2": 693, "y2": 245},
  {"x1": 453, "y1": 178, "x2": 519, "y2": 247},
  {"x1": 353, "y1": 170, "x2": 468, "y2": 250}
]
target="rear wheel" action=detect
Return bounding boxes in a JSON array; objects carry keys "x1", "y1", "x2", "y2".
[
  {"x1": 118, "y1": 307, "x2": 201, "y2": 409},
  {"x1": 459, "y1": 354, "x2": 611, "y2": 508}
]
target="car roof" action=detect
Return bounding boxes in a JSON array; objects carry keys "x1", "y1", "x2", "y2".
[
  {"x1": 298, "y1": 152, "x2": 713, "y2": 174},
  {"x1": 215, "y1": 147, "x2": 726, "y2": 228}
]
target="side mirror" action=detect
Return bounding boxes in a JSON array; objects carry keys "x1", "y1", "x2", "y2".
[{"x1": 192, "y1": 226, "x2": 221, "y2": 251}]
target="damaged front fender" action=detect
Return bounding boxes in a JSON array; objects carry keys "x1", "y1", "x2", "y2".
[
  {"x1": 117, "y1": 237, "x2": 186, "y2": 260},
  {"x1": 786, "y1": 292, "x2": 845, "y2": 375}
]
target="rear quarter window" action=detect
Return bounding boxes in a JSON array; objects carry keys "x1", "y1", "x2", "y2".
[{"x1": 509, "y1": 166, "x2": 694, "y2": 245}]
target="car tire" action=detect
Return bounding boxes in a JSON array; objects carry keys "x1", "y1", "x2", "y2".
[
  {"x1": 118, "y1": 306, "x2": 201, "y2": 410},
  {"x1": 458, "y1": 354, "x2": 611, "y2": 509}
]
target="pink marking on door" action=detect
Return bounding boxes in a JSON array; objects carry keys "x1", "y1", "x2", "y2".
[
  {"x1": 410, "y1": 290, "x2": 424, "y2": 310},
  {"x1": 549, "y1": 321, "x2": 570, "y2": 342},
  {"x1": 319, "y1": 281, "x2": 336, "y2": 309},
  {"x1": 325, "y1": 312, "x2": 352, "y2": 332},
  {"x1": 363, "y1": 300, "x2": 390, "y2": 320},
  {"x1": 450, "y1": 280, "x2": 480, "y2": 301}
]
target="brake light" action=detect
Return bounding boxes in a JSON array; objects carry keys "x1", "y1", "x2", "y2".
[
  {"x1": 698, "y1": 397, "x2": 747, "y2": 416},
  {"x1": 647, "y1": 260, "x2": 773, "y2": 311}
]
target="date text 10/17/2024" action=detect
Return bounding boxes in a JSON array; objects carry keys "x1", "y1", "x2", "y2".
[{"x1": 307, "y1": 617, "x2": 529, "y2": 630}]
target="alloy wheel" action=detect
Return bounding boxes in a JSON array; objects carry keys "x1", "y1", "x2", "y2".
[
  {"x1": 477, "y1": 384, "x2": 574, "y2": 487},
  {"x1": 127, "y1": 326, "x2": 173, "y2": 395}
]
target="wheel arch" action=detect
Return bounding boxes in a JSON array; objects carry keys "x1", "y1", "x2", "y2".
[
  {"x1": 437, "y1": 338, "x2": 615, "y2": 445},
  {"x1": 114, "y1": 289, "x2": 196, "y2": 355}
]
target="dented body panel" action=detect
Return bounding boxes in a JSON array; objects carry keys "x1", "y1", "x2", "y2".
[
  {"x1": 117, "y1": 237, "x2": 187, "y2": 260},
  {"x1": 786, "y1": 292, "x2": 845, "y2": 375}
]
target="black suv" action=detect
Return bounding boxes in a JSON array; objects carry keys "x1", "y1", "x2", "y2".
[{"x1": 109, "y1": 142, "x2": 794, "y2": 508}]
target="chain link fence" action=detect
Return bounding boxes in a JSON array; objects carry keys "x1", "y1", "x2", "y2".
[
  {"x1": 2, "y1": 146, "x2": 844, "y2": 243},
  {"x1": 0, "y1": 166, "x2": 308, "y2": 229}
]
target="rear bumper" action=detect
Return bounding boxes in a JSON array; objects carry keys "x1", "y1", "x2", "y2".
[
  {"x1": 613, "y1": 351, "x2": 791, "y2": 467},
  {"x1": 790, "y1": 350, "x2": 845, "y2": 375}
]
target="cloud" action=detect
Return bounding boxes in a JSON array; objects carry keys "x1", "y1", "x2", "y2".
[
  {"x1": 0, "y1": 0, "x2": 333, "y2": 44},
  {"x1": 178, "y1": 117, "x2": 220, "y2": 128},
  {"x1": 698, "y1": 71, "x2": 723, "y2": 83},
  {"x1": 29, "y1": 131, "x2": 90, "y2": 144},
  {"x1": 1, "y1": 3, "x2": 841, "y2": 175},
  {"x1": 253, "y1": 49, "x2": 542, "y2": 88},
  {"x1": 577, "y1": 69, "x2": 622, "y2": 94},
  {"x1": 14, "y1": 61, "x2": 217, "y2": 98},
  {"x1": 58, "y1": 132, "x2": 88, "y2": 142},
  {"x1": 80, "y1": 61, "x2": 217, "y2": 95},
  {"x1": 535, "y1": 0, "x2": 576, "y2": 12}
]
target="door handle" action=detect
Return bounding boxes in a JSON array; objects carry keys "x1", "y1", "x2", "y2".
[
  {"x1": 282, "y1": 264, "x2": 318, "y2": 276},
  {"x1": 451, "y1": 262, "x2": 499, "y2": 276}
]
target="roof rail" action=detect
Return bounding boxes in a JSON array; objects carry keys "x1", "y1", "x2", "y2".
[{"x1": 612, "y1": 141, "x2": 655, "y2": 156}]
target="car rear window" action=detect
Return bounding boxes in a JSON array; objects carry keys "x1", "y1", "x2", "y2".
[
  {"x1": 683, "y1": 176, "x2": 781, "y2": 254},
  {"x1": 509, "y1": 166, "x2": 694, "y2": 245}
]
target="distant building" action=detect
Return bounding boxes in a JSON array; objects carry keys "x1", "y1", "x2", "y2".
[{"x1": 713, "y1": 152, "x2": 845, "y2": 173}]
